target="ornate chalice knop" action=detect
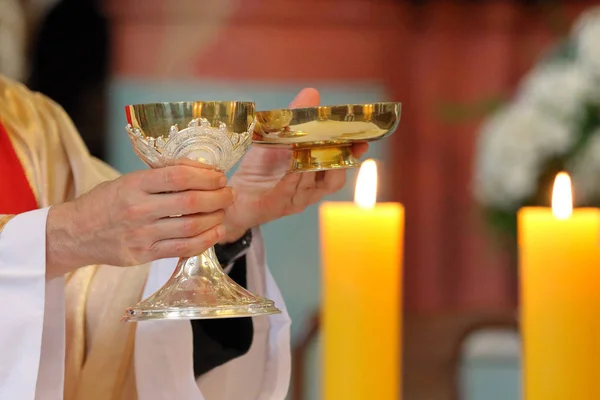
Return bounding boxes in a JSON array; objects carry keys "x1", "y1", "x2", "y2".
[{"x1": 123, "y1": 101, "x2": 280, "y2": 321}]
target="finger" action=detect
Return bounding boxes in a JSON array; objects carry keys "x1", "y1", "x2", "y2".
[
  {"x1": 315, "y1": 171, "x2": 326, "y2": 184},
  {"x1": 273, "y1": 172, "x2": 302, "y2": 199},
  {"x1": 140, "y1": 165, "x2": 227, "y2": 193},
  {"x1": 150, "y1": 210, "x2": 225, "y2": 241},
  {"x1": 150, "y1": 224, "x2": 226, "y2": 259},
  {"x1": 169, "y1": 158, "x2": 219, "y2": 170},
  {"x1": 351, "y1": 142, "x2": 369, "y2": 158},
  {"x1": 318, "y1": 169, "x2": 347, "y2": 194},
  {"x1": 292, "y1": 172, "x2": 318, "y2": 207},
  {"x1": 289, "y1": 88, "x2": 320, "y2": 108},
  {"x1": 148, "y1": 187, "x2": 235, "y2": 218}
]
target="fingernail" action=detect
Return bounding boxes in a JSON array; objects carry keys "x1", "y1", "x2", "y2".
[{"x1": 231, "y1": 187, "x2": 237, "y2": 202}]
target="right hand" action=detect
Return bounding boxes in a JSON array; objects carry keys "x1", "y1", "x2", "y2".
[{"x1": 46, "y1": 161, "x2": 234, "y2": 279}]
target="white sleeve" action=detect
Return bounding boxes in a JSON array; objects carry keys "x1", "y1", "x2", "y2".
[
  {"x1": 134, "y1": 231, "x2": 292, "y2": 400},
  {"x1": 0, "y1": 208, "x2": 62, "y2": 399},
  {"x1": 34, "y1": 275, "x2": 65, "y2": 400},
  {"x1": 249, "y1": 228, "x2": 292, "y2": 400},
  {"x1": 134, "y1": 257, "x2": 203, "y2": 400}
]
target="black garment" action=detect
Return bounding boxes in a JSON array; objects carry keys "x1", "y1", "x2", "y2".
[
  {"x1": 28, "y1": 0, "x2": 109, "y2": 161},
  {"x1": 191, "y1": 256, "x2": 254, "y2": 378}
]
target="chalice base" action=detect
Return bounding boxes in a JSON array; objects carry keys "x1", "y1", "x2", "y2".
[
  {"x1": 291, "y1": 144, "x2": 360, "y2": 172},
  {"x1": 122, "y1": 251, "x2": 281, "y2": 321}
]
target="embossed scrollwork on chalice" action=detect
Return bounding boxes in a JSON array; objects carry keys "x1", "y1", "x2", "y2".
[
  {"x1": 126, "y1": 125, "x2": 167, "y2": 168},
  {"x1": 127, "y1": 118, "x2": 255, "y2": 171}
]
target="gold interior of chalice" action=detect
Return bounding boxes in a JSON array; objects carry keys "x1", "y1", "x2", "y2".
[
  {"x1": 126, "y1": 101, "x2": 254, "y2": 139},
  {"x1": 253, "y1": 102, "x2": 402, "y2": 172},
  {"x1": 123, "y1": 101, "x2": 280, "y2": 321}
]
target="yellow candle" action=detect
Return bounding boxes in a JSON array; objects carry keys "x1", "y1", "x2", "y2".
[
  {"x1": 320, "y1": 159, "x2": 404, "y2": 400},
  {"x1": 519, "y1": 172, "x2": 600, "y2": 399}
]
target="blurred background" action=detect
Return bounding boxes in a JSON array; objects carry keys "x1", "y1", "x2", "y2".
[{"x1": 3, "y1": 0, "x2": 599, "y2": 398}]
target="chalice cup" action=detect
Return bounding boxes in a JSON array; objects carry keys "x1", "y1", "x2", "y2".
[{"x1": 123, "y1": 101, "x2": 280, "y2": 321}]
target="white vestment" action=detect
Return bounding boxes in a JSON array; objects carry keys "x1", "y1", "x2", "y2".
[{"x1": 0, "y1": 210, "x2": 292, "y2": 400}]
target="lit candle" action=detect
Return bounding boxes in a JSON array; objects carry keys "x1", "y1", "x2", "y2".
[
  {"x1": 519, "y1": 172, "x2": 600, "y2": 399},
  {"x1": 319, "y1": 159, "x2": 404, "y2": 400}
]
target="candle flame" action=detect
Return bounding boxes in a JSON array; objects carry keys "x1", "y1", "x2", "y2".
[
  {"x1": 354, "y1": 159, "x2": 378, "y2": 209},
  {"x1": 552, "y1": 172, "x2": 573, "y2": 220}
]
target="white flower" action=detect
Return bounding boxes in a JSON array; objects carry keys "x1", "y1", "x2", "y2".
[
  {"x1": 573, "y1": 7, "x2": 600, "y2": 83},
  {"x1": 474, "y1": 104, "x2": 575, "y2": 209},
  {"x1": 517, "y1": 62, "x2": 594, "y2": 122},
  {"x1": 474, "y1": 6, "x2": 600, "y2": 212},
  {"x1": 569, "y1": 129, "x2": 600, "y2": 204}
]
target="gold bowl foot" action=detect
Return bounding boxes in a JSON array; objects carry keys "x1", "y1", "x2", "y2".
[{"x1": 291, "y1": 144, "x2": 360, "y2": 172}]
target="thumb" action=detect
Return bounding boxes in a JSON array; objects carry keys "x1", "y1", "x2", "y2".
[{"x1": 289, "y1": 88, "x2": 320, "y2": 109}]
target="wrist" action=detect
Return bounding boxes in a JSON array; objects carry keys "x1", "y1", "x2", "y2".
[
  {"x1": 46, "y1": 202, "x2": 88, "y2": 278},
  {"x1": 219, "y1": 224, "x2": 250, "y2": 245},
  {"x1": 215, "y1": 229, "x2": 253, "y2": 266}
]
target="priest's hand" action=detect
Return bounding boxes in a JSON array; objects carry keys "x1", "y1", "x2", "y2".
[
  {"x1": 221, "y1": 88, "x2": 369, "y2": 243},
  {"x1": 46, "y1": 163, "x2": 233, "y2": 279}
]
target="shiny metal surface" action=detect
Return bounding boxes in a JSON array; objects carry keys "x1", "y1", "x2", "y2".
[
  {"x1": 124, "y1": 248, "x2": 280, "y2": 321},
  {"x1": 254, "y1": 102, "x2": 401, "y2": 172},
  {"x1": 126, "y1": 101, "x2": 256, "y2": 138},
  {"x1": 123, "y1": 101, "x2": 280, "y2": 321}
]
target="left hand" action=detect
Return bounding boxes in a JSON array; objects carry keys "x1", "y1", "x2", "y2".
[{"x1": 221, "y1": 88, "x2": 369, "y2": 243}]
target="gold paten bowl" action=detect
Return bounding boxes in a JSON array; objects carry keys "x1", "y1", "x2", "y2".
[{"x1": 253, "y1": 102, "x2": 401, "y2": 172}]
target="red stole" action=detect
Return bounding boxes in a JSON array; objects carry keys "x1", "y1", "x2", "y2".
[{"x1": 0, "y1": 120, "x2": 38, "y2": 213}]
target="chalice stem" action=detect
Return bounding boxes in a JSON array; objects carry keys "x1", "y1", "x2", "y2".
[
  {"x1": 169, "y1": 248, "x2": 255, "y2": 299},
  {"x1": 172, "y1": 247, "x2": 225, "y2": 281},
  {"x1": 123, "y1": 246, "x2": 279, "y2": 321}
]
